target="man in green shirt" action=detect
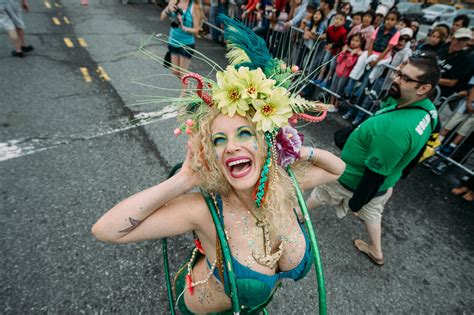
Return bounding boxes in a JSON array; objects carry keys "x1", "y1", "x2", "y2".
[{"x1": 308, "y1": 56, "x2": 440, "y2": 265}]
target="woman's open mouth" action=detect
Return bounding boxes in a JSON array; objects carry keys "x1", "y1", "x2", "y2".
[{"x1": 226, "y1": 157, "x2": 253, "y2": 179}]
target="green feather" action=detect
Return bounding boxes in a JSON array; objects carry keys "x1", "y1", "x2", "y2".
[{"x1": 218, "y1": 14, "x2": 276, "y2": 72}]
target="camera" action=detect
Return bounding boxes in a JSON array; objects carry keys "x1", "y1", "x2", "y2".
[{"x1": 169, "y1": 0, "x2": 184, "y2": 28}]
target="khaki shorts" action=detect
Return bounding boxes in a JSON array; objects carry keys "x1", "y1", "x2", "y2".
[
  {"x1": 0, "y1": 1, "x2": 25, "y2": 32},
  {"x1": 445, "y1": 112, "x2": 474, "y2": 137},
  {"x1": 309, "y1": 181, "x2": 393, "y2": 224}
]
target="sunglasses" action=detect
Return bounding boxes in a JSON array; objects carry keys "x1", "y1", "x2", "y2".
[{"x1": 394, "y1": 70, "x2": 429, "y2": 84}]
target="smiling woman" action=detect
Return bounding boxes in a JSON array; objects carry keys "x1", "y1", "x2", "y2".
[{"x1": 92, "y1": 14, "x2": 345, "y2": 314}]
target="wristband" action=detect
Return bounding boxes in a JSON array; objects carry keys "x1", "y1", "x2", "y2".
[{"x1": 307, "y1": 148, "x2": 314, "y2": 161}]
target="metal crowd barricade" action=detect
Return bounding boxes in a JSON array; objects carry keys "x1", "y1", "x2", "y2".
[{"x1": 435, "y1": 94, "x2": 474, "y2": 176}]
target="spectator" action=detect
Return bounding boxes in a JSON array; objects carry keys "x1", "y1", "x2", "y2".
[
  {"x1": 344, "y1": 27, "x2": 413, "y2": 124},
  {"x1": 241, "y1": 0, "x2": 259, "y2": 19},
  {"x1": 319, "y1": 0, "x2": 336, "y2": 31},
  {"x1": 313, "y1": 12, "x2": 348, "y2": 91},
  {"x1": 0, "y1": 0, "x2": 34, "y2": 57},
  {"x1": 303, "y1": 8, "x2": 325, "y2": 49},
  {"x1": 451, "y1": 14, "x2": 470, "y2": 35},
  {"x1": 396, "y1": 17, "x2": 411, "y2": 30},
  {"x1": 347, "y1": 9, "x2": 375, "y2": 50},
  {"x1": 436, "y1": 79, "x2": 473, "y2": 157},
  {"x1": 330, "y1": 33, "x2": 364, "y2": 109},
  {"x1": 298, "y1": 4, "x2": 317, "y2": 30},
  {"x1": 344, "y1": 10, "x2": 400, "y2": 97},
  {"x1": 452, "y1": 176, "x2": 474, "y2": 202},
  {"x1": 339, "y1": 2, "x2": 352, "y2": 30},
  {"x1": 350, "y1": 11, "x2": 363, "y2": 31},
  {"x1": 437, "y1": 28, "x2": 474, "y2": 97},
  {"x1": 416, "y1": 26, "x2": 448, "y2": 54},
  {"x1": 308, "y1": 56, "x2": 440, "y2": 266},
  {"x1": 284, "y1": 0, "x2": 308, "y2": 28},
  {"x1": 410, "y1": 19, "x2": 419, "y2": 40},
  {"x1": 253, "y1": 0, "x2": 274, "y2": 38},
  {"x1": 161, "y1": 0, "x2": 203, "y2": 97},
  {"x1": 373, "y1": 4, "x2": 388, "y2": 28}
]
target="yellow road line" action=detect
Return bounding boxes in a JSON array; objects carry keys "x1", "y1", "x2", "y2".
[
  {"x1": 77, "y1": 37, "x2": 88, "y2": 47},
  {"x1": 52, "y1": 17, "x2": 61, "y2": 25},
  {"x1": 63, "y1": 37, "x2": 74, "y2": 48},
  {"x1": 44, "y1": 1, "x2": 51, "y2": 9},
  {"x1": 80, "y1": 67, "x2": 92, "y2": 83},
  {"x1": 63, "y1": 17, "x2": 70, "y2": 24},
  {"x1": 54, "y1": 2, "x2": 61, "y2": 7},
  {"x1": 97, "y1": 66, "x2": 111, "y2": 81}
]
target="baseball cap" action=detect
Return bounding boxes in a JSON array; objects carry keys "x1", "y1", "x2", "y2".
[
  {"x1": 375, "y1": 5, "x2": 388, "y2": 17},
  {"x1": 453, "y1": 28, "x2": 472, "y2": 40},
  {"x1": 400, "y1": 27, "x2": 414, "y2": 39}
]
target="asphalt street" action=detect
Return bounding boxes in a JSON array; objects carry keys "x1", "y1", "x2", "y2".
[{"x1": 0, "y1": 1, "x2": 473, "y2": 313}]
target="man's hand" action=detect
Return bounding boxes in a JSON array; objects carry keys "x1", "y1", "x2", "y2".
[{"x1": 22, "y1": 0, "x2": 30, "y2": 12}]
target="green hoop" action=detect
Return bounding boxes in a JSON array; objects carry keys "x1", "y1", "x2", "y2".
[{"x1": 161, "y1": 163, "x2": 327, "y2": 314}]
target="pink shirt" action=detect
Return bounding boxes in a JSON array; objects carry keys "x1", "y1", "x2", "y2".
[{"x1": 347, "y1": 24, "x2": 375, "y2": 50}]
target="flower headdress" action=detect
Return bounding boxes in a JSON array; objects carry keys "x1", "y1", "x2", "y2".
[{"x1": 174, "y1": 15, "x2": 328, "y2": 207}]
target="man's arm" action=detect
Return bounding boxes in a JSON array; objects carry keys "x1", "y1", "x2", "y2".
[
  {"x1": 439, "y1": 77, "x2": 458, "y2": 88},
  {"x1": 348, "y1": 168, "x2": 386, "y2": 212}
]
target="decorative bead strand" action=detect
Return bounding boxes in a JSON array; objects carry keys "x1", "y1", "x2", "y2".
[
  {"x1": 255, "y1": 132, "x2": 272, "y2": 208},
  {"x1": 185, "y1": 247, "x2": 218, "y2": 293}
]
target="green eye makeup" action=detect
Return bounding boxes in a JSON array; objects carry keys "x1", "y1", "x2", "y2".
[
  {"x1": 236, "y1": 126, "x2": 255, "y2": 140},
  {"x1": 211, "y1": 133, "x2": 227, "y2": 146}
]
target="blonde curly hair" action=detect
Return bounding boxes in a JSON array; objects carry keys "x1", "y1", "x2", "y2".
[{"x1": 188, "y1": 106, "x2": 307, "y2": 233}]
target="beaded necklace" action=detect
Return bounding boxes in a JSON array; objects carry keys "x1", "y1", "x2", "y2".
[{"x1": 234, "y1": 191, "x2": 284, "y2": 269}]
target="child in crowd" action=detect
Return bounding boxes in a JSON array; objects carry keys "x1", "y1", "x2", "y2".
[
  {"x1": 343, "y1": 27, "x2": 413, "y2": 124},
  {"x1": 416, "y1": 26, "x2": 448, "y2": 54},
  {"x1": 350, "y1": 11, "x2": 363, "y2": 31},
  {"x1": 343, "y1": 9, "x2": 400, "y2": 98},
  {"x1": 396, "y1": 17, "x2": 411, "y2": 30},
  {"x1": 303, "y1": 8, "x2": 325, "y2": 49},
  {"x1": 313, "y1": 12, "x2": 347, "y2": 90},
  {"x1": 329, "y1": 33, "x2": 364, "y2": 109},
  {"x1": 373, "y1": 4, "x2": 387, "y2": 28},
  {"x1": 347, "y1": 10, "x2": 375, "y2": 50}
]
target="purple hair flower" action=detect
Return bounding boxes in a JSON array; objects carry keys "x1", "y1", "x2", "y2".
[{"x1": 275, "y1": 126, "x2": 304, "y2": 167}]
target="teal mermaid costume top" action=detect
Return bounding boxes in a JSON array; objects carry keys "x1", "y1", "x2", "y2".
[{"x1": 206, "y1": 194, "x2": 313, "y2": 309}]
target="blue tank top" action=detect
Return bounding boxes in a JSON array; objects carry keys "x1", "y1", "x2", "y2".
[{"x1": 169, "y1": 0, "x2": 195, "y2": 47}]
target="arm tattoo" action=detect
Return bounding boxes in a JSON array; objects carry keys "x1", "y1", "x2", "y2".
[{"x1": 118, "y1": 217, "x2": 143, "y2": 233}]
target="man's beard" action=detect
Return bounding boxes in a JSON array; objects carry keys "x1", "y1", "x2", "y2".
[{"x1": 388, "y1": 82, "x2": 401, "y2": 99}]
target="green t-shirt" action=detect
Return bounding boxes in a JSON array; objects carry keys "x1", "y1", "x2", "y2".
[{"x1": 339, "y1": 97, "x2": 438, "y2": 191}]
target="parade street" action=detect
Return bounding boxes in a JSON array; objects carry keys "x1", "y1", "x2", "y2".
[{"x1": 0, "y1": 0, "x2": 473, "y2": 313}]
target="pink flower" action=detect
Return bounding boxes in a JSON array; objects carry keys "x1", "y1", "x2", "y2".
[
  {"x1": 275, "y1": 126, "x2": 304, "y2": 167},
  {"x1": 186, "y1": 119, "x2": 194, "y2": 127},
  {"x1": 185, "y1": 127, "x2": 193, "y2": 135},
  {"x1": 174, "y1": 128, "x2": 182, "y2": 135},
  {"x1": 291, "y1": 65, "x2": 299, "y2": 73}
]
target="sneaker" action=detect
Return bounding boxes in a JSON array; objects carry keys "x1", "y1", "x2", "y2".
[
  {"x1": 328, "y1": 107, "x2": 339, "y2": 113},
  {"x1": 21, "y1": 45, "x2": 34, "y2": 53},
  {"x1": 312, "y1": 79, "x2": 322, "y2": 85},
  {"x1": 319, "y1": 81, "x2": 327, "y2": 88},
  {"x1": 352, "y1": 117, "x2": 363, "y2": 125},
  {"x1": 423, "y1": 155, "x2": 439, "y2": 168},
  {"x1": 432, "y1": 161, "x2": 449, "y2": 175},
  {"x1": 440, "y1": 145, "x2": 455, "y2": 156},
  {"x1": 342, "y1": 112, "x2": 352, "y2": 120},
  {"x1": 11, "y1": 50, "x2": 24, "y2": 58}
]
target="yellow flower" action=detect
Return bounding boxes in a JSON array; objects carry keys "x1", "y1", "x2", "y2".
[
  {"x1": 252, "y1": 87, "x2": 293, "y2": 132},
  {"x1": 212, "y1": 66, "x2": 249, "y2": 117},
  {"x1": 238, "y1": 67, "x2": 275, "y2": 100}
]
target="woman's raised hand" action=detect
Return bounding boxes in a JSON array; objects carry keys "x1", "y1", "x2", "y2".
[{"x1": 178, "y1": 140, "x2": 202, "y2": 188}]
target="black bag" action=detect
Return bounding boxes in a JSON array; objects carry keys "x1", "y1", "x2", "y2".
[
  {"x1": 334, "y1": 125, "x2": 356, "y2": 150},
  {"x1": 163, "y1": 51, "x2": 172, "y2": 69}
]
